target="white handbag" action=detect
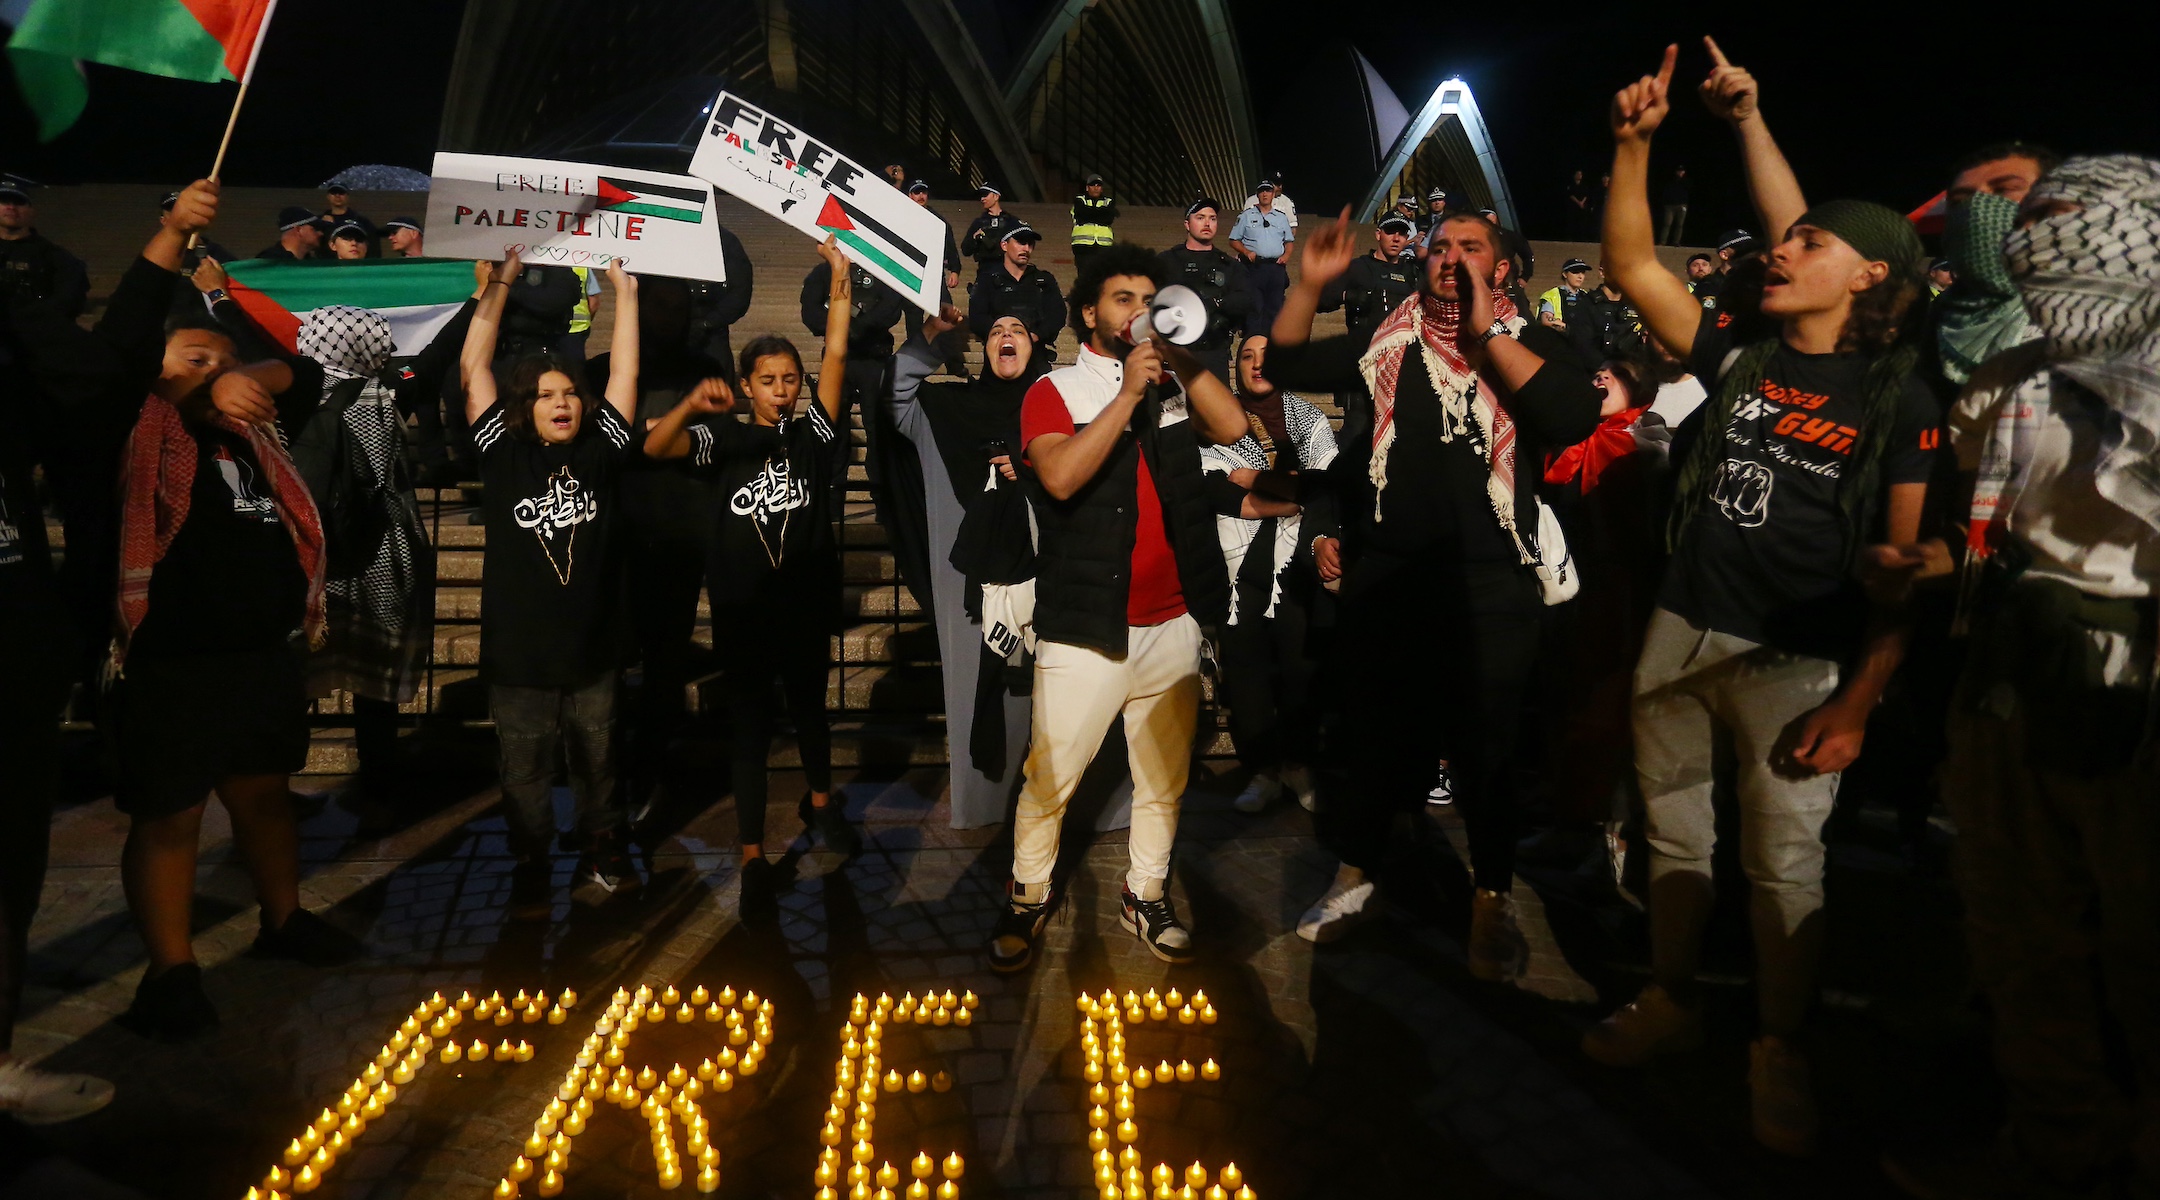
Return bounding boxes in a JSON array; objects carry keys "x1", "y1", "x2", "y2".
[{"x1": 1528, "y1": 498, "x2": 1580, "y2": 606}]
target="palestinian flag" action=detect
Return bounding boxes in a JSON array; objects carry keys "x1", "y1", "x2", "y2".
[
  {"x1": 595, "y1": 175, "x2": 707, "y2": 224},
  {"x1": 815, "y1": 193, "x2": 928, "y2": 294},
  {"x1": 6, "y1": 0, "x2": 278, "y2": 140},
  {"x1": 222, "y1": 257, "x2": 478, "y2": 357}
]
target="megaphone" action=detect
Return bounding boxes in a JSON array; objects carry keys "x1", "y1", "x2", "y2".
[{"x1": 1119, "y1": 284, "x2": 1209, "y2": 347}]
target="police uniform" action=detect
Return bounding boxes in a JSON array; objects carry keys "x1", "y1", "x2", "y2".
[
  {"x1": 961, "y1": 187, "x2": 1022, "y2": 271},
  {"x1": 1318, "y1": 250, "x2": 1418, "y2": 349},
  {"x1": 968, "y1": 260, "x2": 1064, "y2": 355},
  {"x1": 800, "y1": 258, "x2": 906, "y2": 507},
  {"x1": 1158, "y1": 238, "x2": 1251, "y2": 382},
  {"x1": 1536, "y1": 284, "x2": 1591, "y2": 331},
  {"x1": 1229, "y1": 189, "x2": 1294, "y2": 337},
  {"x1": 0, "y1": 229, "x2": 90, "y2": 323},
  {"x1": 1069, "y1": 183, "x2": 1117, "y2": 271}
]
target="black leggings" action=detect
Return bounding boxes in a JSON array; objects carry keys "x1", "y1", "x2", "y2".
[
  {"x1": 1219, "y1": 592, "x2": 1317, "y2": 772},
  {"x1": 1318, "y1": 555, "x2": 1543, "y2": 893},
  {"x1": 715, "y1": 604, "x2": 833, "y2": 848}
]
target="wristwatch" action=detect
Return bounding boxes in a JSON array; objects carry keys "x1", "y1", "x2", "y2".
[
  {"x1": 1477, "y1": 319, "x2": 1511, "y2": 346},
  {"x1": 203, "y1": 287, "x2": 229, "y2": 305}
]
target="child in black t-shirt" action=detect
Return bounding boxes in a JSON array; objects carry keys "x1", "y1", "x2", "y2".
[
  {"x1": 644, "y1": 237, "x2": 860, "y2": 914},
  {"x1": 461, "y1": 251, "x2": 643, "y2": 909}
]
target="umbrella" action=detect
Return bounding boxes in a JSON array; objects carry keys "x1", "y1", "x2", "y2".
[{"x1": 324, "y1": 164, "x2": 432, "y2": 192}]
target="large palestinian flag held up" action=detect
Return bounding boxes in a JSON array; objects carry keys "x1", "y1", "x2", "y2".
[
  {"x1": 688, "y1": 90, "x2": 946, "y2": 314},
  {"x1": 221, "y1": 257, "x2": 481, "y2": 357},
  {"x1": 5, "y1": 0, "x2": 278, "y2": 140}
]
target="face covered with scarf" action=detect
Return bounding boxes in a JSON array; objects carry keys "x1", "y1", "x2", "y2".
[
  {"x1": 1935, "y1": 189, "x2": 2035, "y2": 383},
  {"x1": 2004, "y1": 154, "x2": 2160, "y2": 532}
]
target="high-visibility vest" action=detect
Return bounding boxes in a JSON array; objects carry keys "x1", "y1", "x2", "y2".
[
  {"x1": 1071, "y1": 195, "x2": 1114, "y2": 247},
  {"x1": 569, "y1": 266, "x2": 594, "y2": 335}
]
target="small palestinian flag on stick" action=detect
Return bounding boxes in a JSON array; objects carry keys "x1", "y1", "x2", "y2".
[
  {"x1": 815, "y1": 193, "x2": 928, "y2": 294},
  {"x1": 595, "y1": 176, "x2": 708, "y2": 224}
]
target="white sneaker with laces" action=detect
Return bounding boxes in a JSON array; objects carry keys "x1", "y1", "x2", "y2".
[
  {"x1": 0, "y1": 1059, "x2": 115, "y2": 1125},
  {"x1": 1283, "y1": 764, "x2": 1317, "y2": 813},
  {"x1": 1427, "y1": 762, "x2": 1455, "y2": 806},
  {"x1": 1295, "y1": 868, "x2": 1377, "y2": 943},
  {"x1": 1232, "y1": 772, "x2": 1282, "y2": 814}
]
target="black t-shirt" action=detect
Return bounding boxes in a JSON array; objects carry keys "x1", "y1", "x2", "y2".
[
  {"x1": 684, "y1": 404, "x2": 840, "y2": 615},
  {"x1": 1660, "y1": 308, "x2": 1942, "y2": 658},
  {"x1": 129, "y1": 427, "x2": 308, "y2": 660},
  {"x1": 590, "y1": 348, "x2": 729, "y2": 548},
  {"x1": 474, "y1": 399, "x2": 634, "y2": 687}
]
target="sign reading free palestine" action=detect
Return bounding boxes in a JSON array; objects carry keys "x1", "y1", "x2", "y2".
[
  {"x1": 688, "y1": 91, "x2": 947, "y2": 314},
  {"x1": 423, "y1": 153, "x2": 729, "y2": 282}
]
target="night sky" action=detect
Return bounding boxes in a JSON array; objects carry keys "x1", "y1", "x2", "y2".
[{"x1": 4, "y1": 0, "x2": 2155, "y2": 241}]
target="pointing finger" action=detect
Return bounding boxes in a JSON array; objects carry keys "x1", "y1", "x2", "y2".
[
  {"x1": 1654, "y1": 43, "x2": 1678, "y2": 89},
  {"x1": 1703, "y1": 35, "x2": 1730, "y2": 69}
]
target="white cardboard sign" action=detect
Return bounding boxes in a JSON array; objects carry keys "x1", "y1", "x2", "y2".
[
  {"x1": 688, "y1": 91, "x2": 944, "y2": 313},
  {"x1": 423, "y1": 152, "x2": 729, "y2": 282}
]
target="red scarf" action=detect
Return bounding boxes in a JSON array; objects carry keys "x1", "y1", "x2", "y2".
[
  {"x1": 1356, "y1": 289, "x2": 1524, "y2": 528},
  {"x1": 115, "y1": 395, "x2": 327, "y2": 666}
]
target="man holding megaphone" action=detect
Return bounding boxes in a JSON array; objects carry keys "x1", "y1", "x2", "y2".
[{"x1": 986, "y1": 244, "x2": 1250, "y2": 974}]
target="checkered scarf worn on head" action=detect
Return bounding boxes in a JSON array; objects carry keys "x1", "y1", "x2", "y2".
[
  {"x1": 1996, "y1": 154, "x2": 2160, "y2": 538},
  {"x1": 297, "y1": 304, "x2": 396, "y2": 388},
  {"x1": 115, "y1": 395, "x2": 327, "y2": 668},
  {"x1": 1356, "y1": 288, "x2": 1526, "y2": 543}
]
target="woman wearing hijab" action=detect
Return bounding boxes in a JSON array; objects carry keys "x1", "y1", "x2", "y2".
[
  {"x1": 1201, "y1": 332, "x2": 1337, "y2": 815},
  {"x1": 888, "y1": 308, "x2": 1048, "y2": 828}
]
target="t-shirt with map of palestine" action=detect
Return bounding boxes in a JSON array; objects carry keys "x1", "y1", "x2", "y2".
[{"x1": 474, "y1": 399, "x2": 633, "y2": 687}]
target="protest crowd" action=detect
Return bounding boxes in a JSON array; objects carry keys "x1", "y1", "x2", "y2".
[{"x1": 2, "y1": 34, "x2": 2156, "y2": 1200}]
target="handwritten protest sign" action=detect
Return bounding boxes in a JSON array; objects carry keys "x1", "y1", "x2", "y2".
[
  {"x1": 423, "y1": 153, "x2": 729, "y2": 282},
  {"x1": 688, "y1": 91, "x2": 944, "y2": 313}
]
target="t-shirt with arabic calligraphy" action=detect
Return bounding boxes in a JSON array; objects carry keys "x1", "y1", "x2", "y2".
[
  {"x1": 684, "y1": 404, "x2": 841, "y2": 623},
  {"x1": 474, "y1": 398, "x2": 633, "y2": 687}
]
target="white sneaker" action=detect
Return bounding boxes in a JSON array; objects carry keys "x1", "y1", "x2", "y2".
[
  {"x1": 1581, "y1": 983, "x2": 1705, "y2": 1066},
  {"x1": 1427, "y1": 762, "x2": 1455, "y2": 806},
  {"x1": 1232, "y1": 772, "x2": 1282, "y2": 814},
  {"x1": 0, "y1": 1059, "x2": 115, "y2": 1125},
  {"x1": 1295, "y1": 869, "x2": 1377, "y2": 943},
  {"x1": 1283, "y1": 764, "x2": 1317, "y2": 813},
  {"x1": 1750, "y1": 1036, "x2": 1818, "y2": 1157}
]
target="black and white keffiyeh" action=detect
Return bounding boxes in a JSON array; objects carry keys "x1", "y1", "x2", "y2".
[
  {"x1": 298, "y1": 305, "x2": 397, "y2": 386},
  {"x1": 1201, "y1": 392, "x2": 1339, "y2": 623},
  {"x1": 2005, "y1": 154, "x2": 2160, "y2": 534}
]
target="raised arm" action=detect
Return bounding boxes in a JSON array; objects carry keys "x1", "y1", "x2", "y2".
[
  {"x1": 461, "y1": 251, "x2": 520, "y2": 424},
  {"x1": 642, "y1": 377, "x2": 735, "y2": 460},
  {"x1": 1702, "y1": 37, "x2": 1805, "y2": 245},
  {"x1": 1604, "y1": 44, "x2": 1705, "y2": 360},
  {"x1": 1273, "y1": 207, "x2": 1356, "y2": 349},
  {"x1": 601, "y1": 262, "x2": 639, "y2": 425},
  {"x1": 813, "y1": 236, "x2": 852, "y2": 426},
  {"x1": 143, "y1": 179, "x2": 219, "y2": 273}
]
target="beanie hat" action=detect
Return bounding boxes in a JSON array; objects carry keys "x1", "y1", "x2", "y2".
[{"x1": 1794, "y1": 199, "x2": 1924, "y2": 279}]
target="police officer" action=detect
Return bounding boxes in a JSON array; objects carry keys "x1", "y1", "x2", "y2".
[
  {"x1": 684, "y1": 222, "x2": 755, "y2": 373},
  {"x1": 0, "y1": 181, "x2": 89, "y2": 324},
  {"x1": 381, "y1": 216, "x2": 424, "y2": 257},
  {"x1": 1568, "y1": 262, "x2": 1646, "y2": 367},
  {"x1": 967, "y1": 223, "x2": 1064, "y2": 357},
  {"x1": 800, "y1": 250, "x2": 906, "y2": 506},
  {"x1": 256, "y1": 206, "x2": 323, "y2": 261},
  {"x1": 1417, "y1": 186, "x2": 1449, "y2": 238},
  {"x1": 907, "y1": 180, "x2": 962, "y2": 293},
  {"x1": 1317, "y1": 215, "x2": 1419, "y2": 349},
  {"x1": 960, "y1": 183, "x2": 1021, "y2": 273},
  {"x1": 1536, "y1": 258, "x2": 1593, "y2": 333},
  {"x1": 1229, "y1": 180, "x2": 1294, "y2": 337},
  {"x1": 1069, "y1": 174, "x2": 1117, "y2": 273},
  {"x1": 1157, "y1": 197, "x2": 1251, "y2": 382}
]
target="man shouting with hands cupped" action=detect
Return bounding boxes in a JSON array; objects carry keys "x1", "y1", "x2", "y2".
[{"x1": 1264, "y1": 204, "x2": 1601, "y2": 967}]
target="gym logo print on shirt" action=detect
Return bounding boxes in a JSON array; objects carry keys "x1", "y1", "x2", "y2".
[
  {"x1": 514, "y1": 466, "x2": 599, "y2": 584},
  {"x1": 214, "y1": 448, "x2": 280, "y2": 522},
  {"x1": 1709, "y1": 458, "x2": 1774, "y2": 528}
]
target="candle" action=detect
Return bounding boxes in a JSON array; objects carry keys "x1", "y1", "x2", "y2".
[
  {"x1": 932, "y1": 1005, "x2": 951, "y2": 1027},
  {"x1": 292, "y1": 1164, "x2": 319, "y2": 1193},
  {"x1": 470, "y1": 1039, "x2": 491, "y2": 1061},
  {"x1": 441, "y1": 1043, "x2": 463, "y2": 1064},
  {"x1": 937, "y1": 1184, "x2": 958, "y2": 1200},
  {"x1": 1117, "y1": 1118, "x2": 1139, "y2": 1144},
  {"x1": 907, "y1": 1183, "x2": 930, "y2": 1200},
  {"x1": 931, "y1": 1071, "x2": 952, "y2": 1093},
  {"x1": 1132, "y1": 1069, "x2": 1152, "y2": 1091},
  {"x1": 283, "y1": 1139, "x2": 308, "y2": 1166},
  {"x1": 1149, "y1": 1002, "x2": 1169, "y2": 1021},
  {"x1": 1217, "y1": 1164, "x2": 1242, "y2": 1190},
  {"x1": 508, "y1": 1155, "x2": 535, "y2": 1181},
  {"x1": 1199, "y1": 1004, "x2": 1218, "y2": 1025},
  {"x1": 696, "y1": 1164, "x2": 720, "y2": 1193},
  {"x1": 535, "y1": 1169, "x2": 563, "y2": 1197},
  {"x1": 495, "y1": 1007, "x2": 514, "y2": 1027},
  {"x1": 494, "y1": 1041, "x2": 515, "y2": 1062},
  {"x1": 636, "y1": 1065, "x2": 659, "y2": 1089},
  {"x1": 456, "y1": 991, "x2": 476, "y2": 1011},
  {"x1": 516, "y1": 1041, "x2": 535, "y2": 1062},
  {"x1": 1176, "y1": 1060, "x2": 1195, "y2": 1082},
  {"x1": 1234, "y1": 1190, "x2": 1254, "y2": 1200},
  {"x1": 1177, "y1": 1005, "x2": 1197, "y2": 1025}
]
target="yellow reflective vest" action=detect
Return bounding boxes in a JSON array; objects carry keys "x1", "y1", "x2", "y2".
[{"x1": 1070, "y1": 194, "x2": 1116, "y2": 247}]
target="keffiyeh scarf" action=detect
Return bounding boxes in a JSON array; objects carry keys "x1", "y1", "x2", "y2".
[
  {"x1": 2000, "y1": 154, "x2": 2160, "y2": 538},
  {"x1": 297, "y1": 305, "x2": 397, "y2": 388},
  {"x1": 1936, "y1": 190, "x2": 2040, "y2": 384},
  {"x1": 116, "y1": 395, "x2": 326, "y2": 666},
  {"x1": 1356, "y1": 289, "x2": 1528, "y2": 542}
]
